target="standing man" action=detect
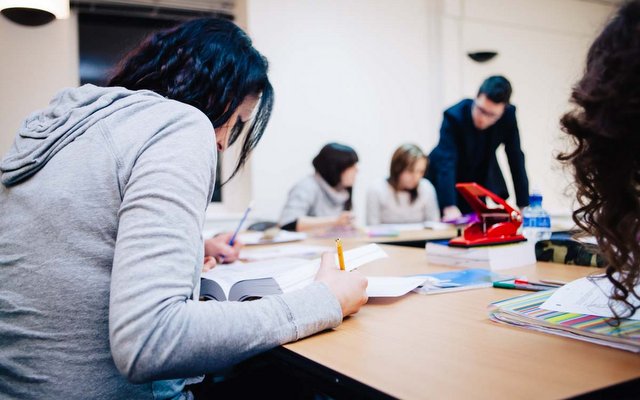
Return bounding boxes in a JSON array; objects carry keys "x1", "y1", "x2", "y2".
[{"x1": 426, "y1": 76, "x2": 529, "y2": 219}]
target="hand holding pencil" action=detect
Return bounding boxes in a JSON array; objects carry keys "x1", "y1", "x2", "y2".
[{"x1": 314, "y1": 252, "x2": 368, "y2": 318}]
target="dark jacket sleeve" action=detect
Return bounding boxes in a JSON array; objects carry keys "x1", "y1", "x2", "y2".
[
  {"x1": 503, "y1": 107, "x2": 530, "y2": 207},
  {"x1": 429, "y1": 112, "x2": 459, "y2": 208}
]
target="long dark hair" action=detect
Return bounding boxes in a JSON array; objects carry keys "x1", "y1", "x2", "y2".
[
  {"x1": 108, "y1": 18, "x2": 273, "y2": 181},
  {"x1": 559, "y1": 0, "x2": 640, "y2": 321},
  {"x1": 312, "y1": 143, "x2": 359, "y2": 211},
  {"x1": 388, "y1": 144, "x2": 427, "y2": 203}
]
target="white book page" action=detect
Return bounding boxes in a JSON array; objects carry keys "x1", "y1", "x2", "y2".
[
  {"x1": 203, "y1": 244, "x2": 388, "y2": 294},
  {"x1": 541, "y1": 275, "x2": 640, "y2": 320},
  {"x1": 240, "y1": 244, "x2": 331, "y2": 261},
  {"x1": 201, "y1": 258, "x2": 309, "y2": 284},
  {"x1": 366, "y1": 276, "x2": 427, "y2": 297},
  {"x1": 276, "y1": 244, "x2": 390, "y2": 291},
  {"x1": 339, "y1": 244, "x2": 388, "y2": 271}
]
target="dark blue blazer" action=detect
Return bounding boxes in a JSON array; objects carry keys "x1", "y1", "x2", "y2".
[{"x1": 426, "y1": 99, "x2": 529, "y2": 213}]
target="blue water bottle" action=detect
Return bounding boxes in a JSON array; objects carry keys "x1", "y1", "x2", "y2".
[{"x1": 521, "y1": 192, "x2": 552, "y2": 242}]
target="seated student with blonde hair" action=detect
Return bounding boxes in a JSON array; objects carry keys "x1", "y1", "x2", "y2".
[
  {"x1": 366, "y1": 144, "x2": 440, "y2": 225},
  {"x1": 280, "y1": 143, "x2": 358, "y2": 232}
]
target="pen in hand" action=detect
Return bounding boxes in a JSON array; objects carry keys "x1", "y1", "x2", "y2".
[{"x1": 228, "y1": 201, "x2": 253, "y2": 247}]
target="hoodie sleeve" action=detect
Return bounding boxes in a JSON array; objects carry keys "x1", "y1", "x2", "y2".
[{"x1": 108, "y1": 102, "x2": 342, "y2": 383}]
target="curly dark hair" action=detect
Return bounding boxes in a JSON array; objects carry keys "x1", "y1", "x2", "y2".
[
  {"x1": 108, "y1": 18, "x2": 273, "y2": 181},
  {"x1": 559, "y1": 0, "x2": 640, "y2": 321}
]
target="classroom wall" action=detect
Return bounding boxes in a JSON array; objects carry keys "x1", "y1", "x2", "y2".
[
  {"x1": 0, "y1": 13, "x2": 79, "y2": 157},
  {"x1": 246, "y1": 0, "x2": 442, "y2": 223},
  {"x1": 244, "y1": 0, "x2": 615, "y2": 223}
]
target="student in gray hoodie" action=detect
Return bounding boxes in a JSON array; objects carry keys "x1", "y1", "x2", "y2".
[{"x1": 0, "y1": 18, "x2": 368, "y2": 400}]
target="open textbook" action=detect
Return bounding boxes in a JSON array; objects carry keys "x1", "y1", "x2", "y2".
[{"x1": 200, "y1": 244, "x2": 426, "y2": 301}]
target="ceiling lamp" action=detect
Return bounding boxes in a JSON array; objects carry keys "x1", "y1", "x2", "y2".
[
  {"x1": 467, "y1": 51, "x2": 498, "y2": 63},
  {"x1": 0, "y1": 0, "x2": 69, "y2": 26}
]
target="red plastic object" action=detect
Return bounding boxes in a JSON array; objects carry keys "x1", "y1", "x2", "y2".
[{"x1": 448, "y1": 183, "x2": 526, "y2": 247}]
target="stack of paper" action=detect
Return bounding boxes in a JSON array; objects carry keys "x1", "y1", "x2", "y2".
[
  {"x1": 489, "y1": 283, "x2": 640, "y2": 353},
  {"x1": 541, "y1": 275, "x2": 640, "y2": 319},
  {"x1": 426, "y1": 240, "x2": 536, "y2": 270}
]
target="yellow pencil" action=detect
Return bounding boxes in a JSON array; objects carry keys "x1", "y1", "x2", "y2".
[{"x1": 336, "y1": 238, "x2": 346, "y2": 271}]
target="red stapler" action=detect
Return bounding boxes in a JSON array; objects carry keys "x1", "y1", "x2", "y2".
[{"x1": 448, "y1": 182, "x2": 526, "y2": 248}]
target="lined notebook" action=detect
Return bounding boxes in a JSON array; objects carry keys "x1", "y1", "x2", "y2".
[{"x1": 489, "y1": 290, "x2": 640, "y2": 353}]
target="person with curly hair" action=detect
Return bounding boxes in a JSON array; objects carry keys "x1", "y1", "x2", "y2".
[
  {"x1": 0, "y1": 18, "x2": 368, "y2": 399},
  {"x1": 559, "y1": 0, "x2": 640, "y2": 321}
]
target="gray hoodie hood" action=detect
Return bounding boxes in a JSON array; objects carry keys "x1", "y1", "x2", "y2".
[{"x1": 0, "y1": 84, "x2": 163, "y2": 186}]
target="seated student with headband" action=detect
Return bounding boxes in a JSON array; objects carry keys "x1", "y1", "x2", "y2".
[
  {"x1": 559, "y1": 0, "x2": 640, "y2": 321},
  {"x1": 279, "y1": 143, "x2": 359, "y2": 232},
  {"x1": 0, "y1": 19, "x2": 368, "y2": 399},
  {"x1": 366, "y1": 144, "x2": 440, "y2": 225}
]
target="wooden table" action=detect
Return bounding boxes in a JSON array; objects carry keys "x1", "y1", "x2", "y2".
[
  {"x1": 272, "y1": 243, "x2": 640, "y2": 399},
  {"x1": 301, "y1": 227, "x2": 458, "y2": 249}
]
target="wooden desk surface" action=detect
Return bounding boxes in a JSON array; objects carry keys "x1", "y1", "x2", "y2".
[
  {"x1": 282, "y1": 243, "x2": 640, "y2": 399},
  {"x1": 299, "y1": 227, "x2": 457, "y2": 246}
]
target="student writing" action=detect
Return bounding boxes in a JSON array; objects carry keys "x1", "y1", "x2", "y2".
[{"x1": 0, "y1": 19, "x2": 368, "y2": 399}]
